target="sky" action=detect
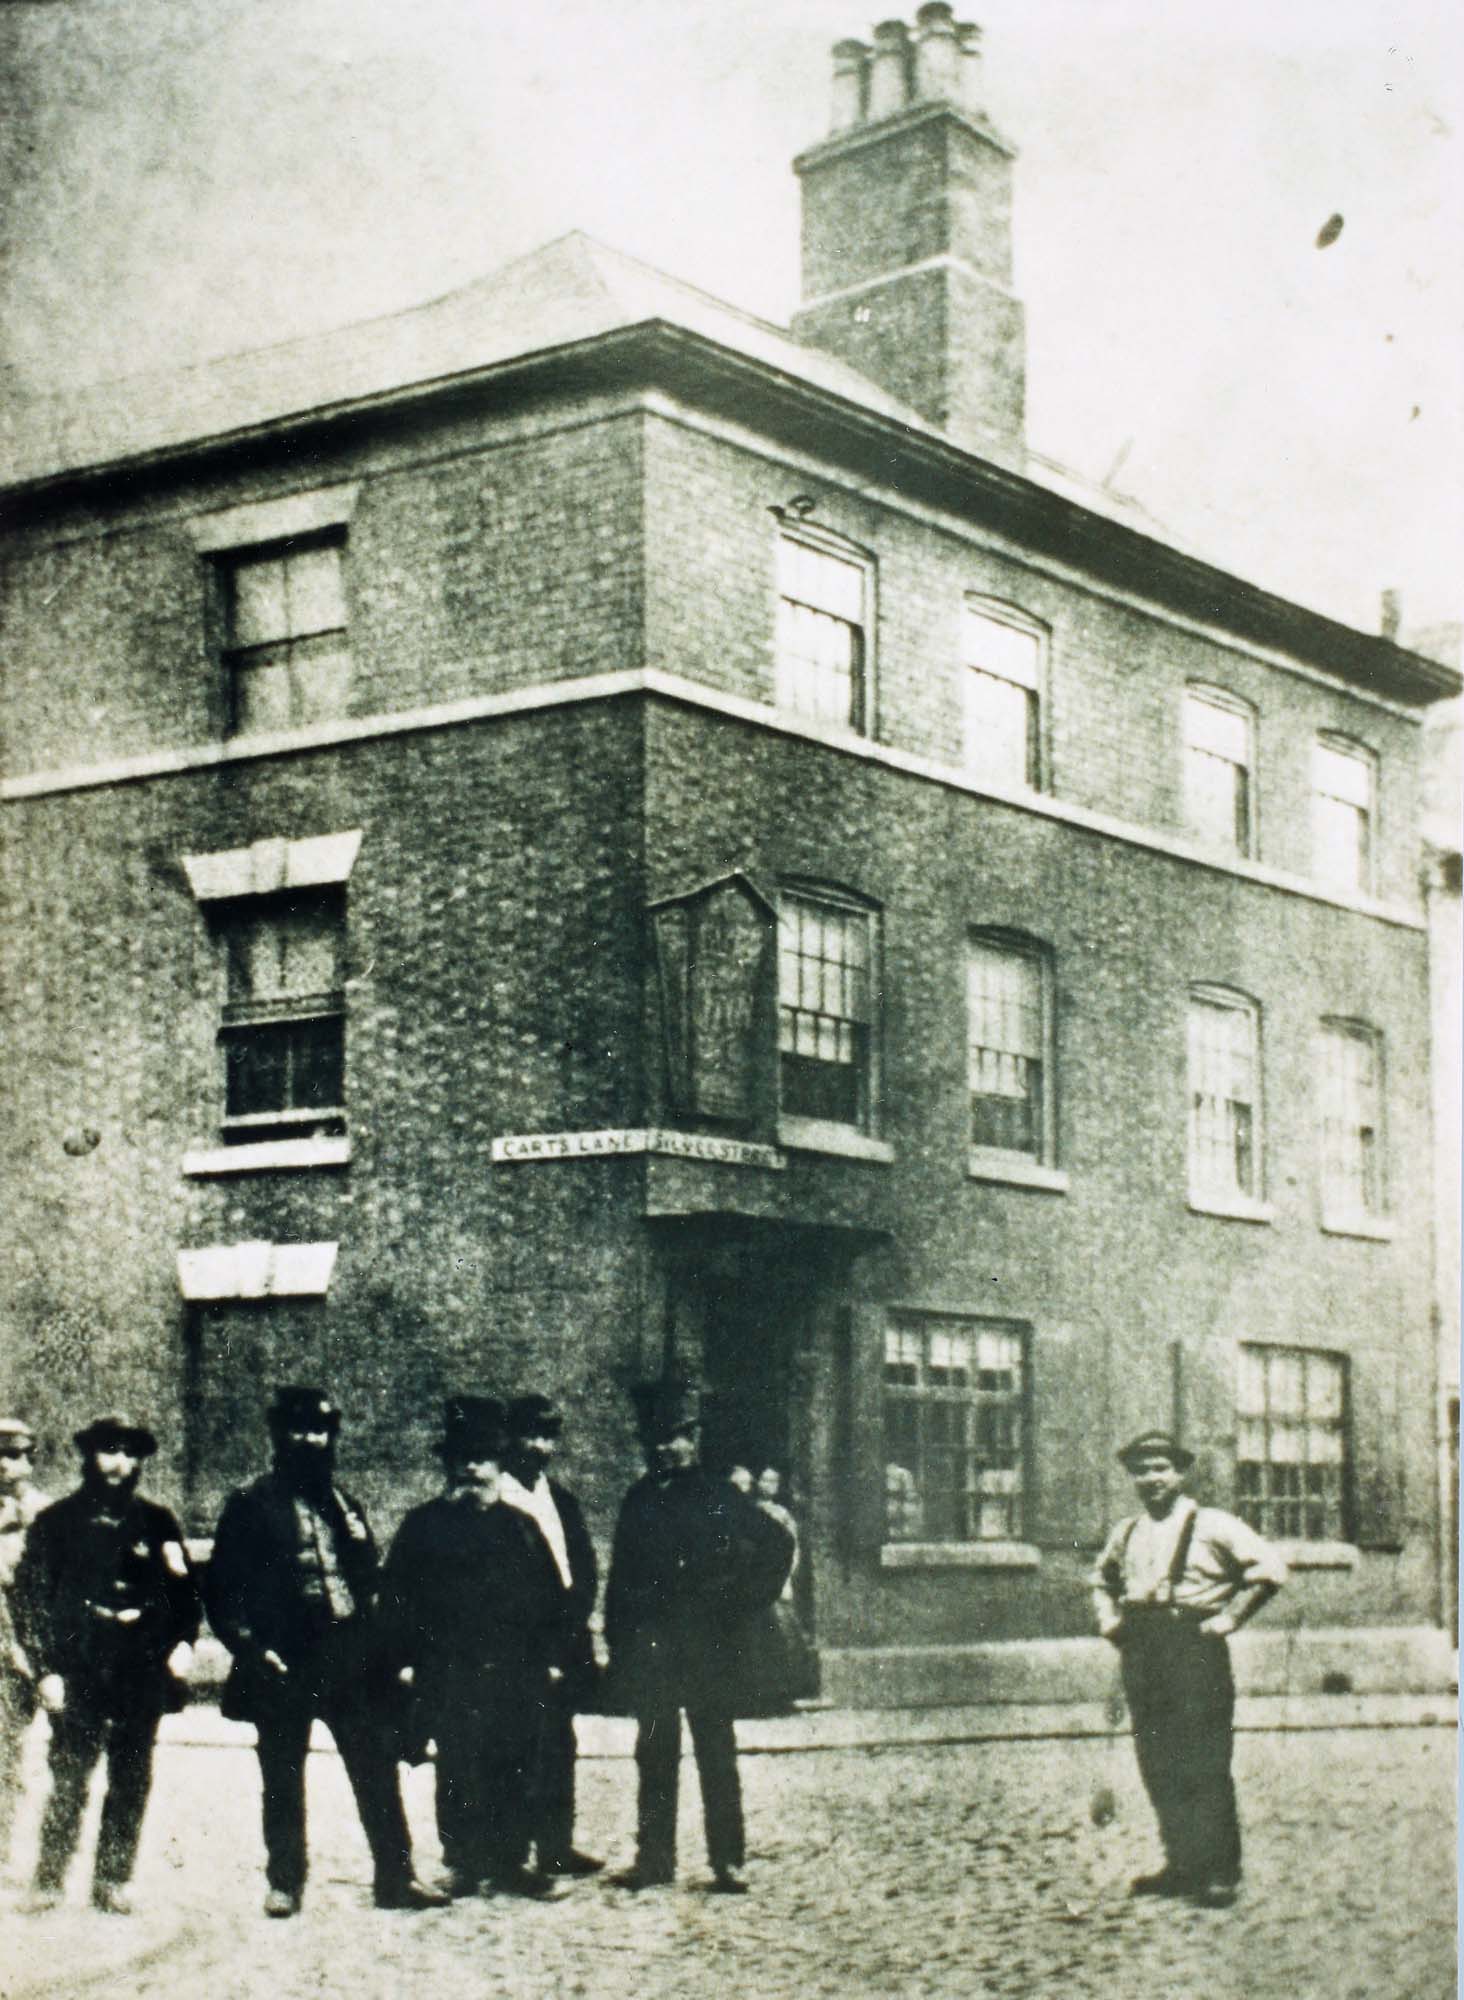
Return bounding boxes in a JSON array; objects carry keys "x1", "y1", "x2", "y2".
[{"x1": 1, "y1": 0, "x2": 1459, "y2": 642}]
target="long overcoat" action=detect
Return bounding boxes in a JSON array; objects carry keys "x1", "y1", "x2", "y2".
[{"x1": 604, "y1": 1468, "x2": 794, "y2": 1715}]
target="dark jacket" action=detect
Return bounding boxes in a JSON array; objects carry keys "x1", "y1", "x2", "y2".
[
  {"x1": 12, "y1": 1487, "x2": 199, "y2": 1704},
  {"x1": 503, "y1": 1477, "x2": 599, "y2": 1703},
  {"x1": 381, "y1": 1495, "x2": 565, "y2": 1721},
  {"x1": 605, "y1": 1468, "x2": 794, "y2": 1714},
  {"x1": 204, "y1": 1471, "x2": 386, "y2": 1724}
]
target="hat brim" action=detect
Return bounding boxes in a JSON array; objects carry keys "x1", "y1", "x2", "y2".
[
  {"x1": 1117, "y1": 1444, "x2": 1194, "y2": 1473},
  {"x1": 74, "y1": 1426, "x2": 157, "y2": 1459}
]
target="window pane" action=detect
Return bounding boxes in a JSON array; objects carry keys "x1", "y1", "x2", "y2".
[
  {"x1": 1313, "y1": 743, "x2": 1372, "y2": 892},
  {"x1": 882, "y1": 1319, "x2": 1026, "y2": 1544},
  {"x1": 1184, "y1": 694, "x2": 1249, "y2": 761},
  {"x1": 1189, "y1": 997, "x2": 1258, "y2": 1198},
  {"x1": 229, "y1": 556, "x2": 289, "y2": 645},
  {"x1": 286, "y1": 543, "x2": 347, "y2": 634},
  {"x1": 1237, "y1": 1344, "x2": 1347, "y2": 1541},
  {"x1": 777, "y1": 540, "x2": 865, "y2": 729},
  {"x1": 233, "y1": 656, "x2": 296, "y2": 735},
  {"x1": 964, "y1": 611, "x2": 1041, "y2": 690},
  {"x1": 1186, "y1": 746, "x2": 1248, "y2": 853},
  {"x1": 964, "y1": 670, "x2": 1034, "y2": 787},
  {"x1": 778, "y1": 895, "x2": 873, "y2": 1129}
]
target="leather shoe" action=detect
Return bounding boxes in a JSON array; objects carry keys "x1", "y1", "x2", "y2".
[
  {"x1": 91, "y1": 1883, "x2": 133, "y2": 1916},
  {"x1": 375, "y1": 1877, "x2": 450, "y2": 1911},
  {"x1": 1129, "y1": 1869, "x2": 1189, "y2": 1898},
  {"x1": 540, "y1": 1849, "x2": 605, "y2": 1877},
  {"x1": 264, "y1": 1888, "x2": 300, "y2": 1918},
  {"x1": 22, "y1": 1886, "x2": 63, "y2": 1914},
  {"x1": 710, "y1": 1867, "x2": 749, "y2": 1895},
  {"x1": 485, "y1": 1867, "x2": 571, "y2": 1902},
  {"x1": 609, "y1": 1865, "x2": 673, "y2": 1891}
]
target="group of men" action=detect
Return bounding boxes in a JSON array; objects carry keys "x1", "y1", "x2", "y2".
[
  {"x1": 0, "y1": 1387, "x2": 1285, "y2": 1921},
  {"x1": 0, "y1": 1375, "x2": 796, "y2": 1915}
]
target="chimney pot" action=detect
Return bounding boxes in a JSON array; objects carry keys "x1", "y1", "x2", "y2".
[
  {"x1": 868, "y1": 19, "x2": 912, "y2": 120},
  {"x1": 831, "y1": 38, "x2": 870, "y2": 130},
  {"x1": 1380, "y1": 589, "x2": 1403, "y2": 641},
  {"x1": 954, "y1": 20, "x2": 984, "y2": 114},
  {"x1": 914, "y1": 3, "x2": 961, "y2": 104}
]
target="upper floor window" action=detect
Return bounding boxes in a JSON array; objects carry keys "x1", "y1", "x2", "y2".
[
  {"x1": 967, "y1": 935, "x2": 1052, "y2": 1163},
  {"x1": 1318, "y1": 1020, "x2": 1385, "y2": 1221},
  {"x1": 1188, "y1": 986, "x2": 1262, "y2": 1209},
  {"x1": 962, "y1": 602, "x2": 1043, "y2": 790},
  {"x1": 222, "y1": 536, "x2": 350, "y2": 736},
  {"x1": 884, "y1": 1316, "x2": 1027, "y2": 1544},
  {"x1": 1183, "y1": 687, "x2": 1253, "y2": 856},
  {"x1": 777, "y1": 888, "x2": 875, "y2": 1133},
  {"x1": 221, "y1": 890, "x2": 345, "y2": 1138},
  {"x1": 1312, "y1": 736, "x2": 1375, "y2": 895},
  {"x1": 775, "y1": 532, "x2": 869, "y2": 732},
  {"x1": 1237, "y1": 1344, "x2": 1348, "y2": 1542}
]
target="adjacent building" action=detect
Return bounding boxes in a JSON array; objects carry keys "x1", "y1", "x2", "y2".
[{"x1": 2, "y1": 8, "x2": 1457, "y2": 1697}]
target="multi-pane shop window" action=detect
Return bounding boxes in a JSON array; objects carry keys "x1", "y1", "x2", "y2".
[
  {"x1": 883, "y1": 1318, "x2": 1026, "y2": 1543},
  {"x1": 775, "y1": 534, "x2": 868, "y2": 731},
  {"x1": 1237, "y1": 1344, "x2": 1347, "y2": 1541},
  {"x1": 963, "y1": 604, "x2": 1042, "y2": 789},
  {"x1": 221, "y1": 892, "x2": 345, "y2": 1135},
  {"x1": 1312, "y1": 737, "x2": 1375, "y2": 895},
  {"x1": 1183, "y1": 688, "x2": 1253, "y2": 856},
  {"x1": 223, "y1": 537, "x2": 350, "y2": 735},
  {"x1": 778, "y1": 891, "x2": 874, "y2": 1130},
  {"x1": 1318, "y1": 1021, "x2": 1384, "y2": 1217},
  {"x1": 968, "y1": 937, "x2": 1049, "y2": 1159},
  {"x1": 1188, "y1": 989, "x2": 1261, "y2": 1203}
]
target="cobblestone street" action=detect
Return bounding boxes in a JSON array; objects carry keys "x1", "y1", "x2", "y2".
[{"x1": 0, "y1": 1716, "x2": 1453, "y2": 2000}]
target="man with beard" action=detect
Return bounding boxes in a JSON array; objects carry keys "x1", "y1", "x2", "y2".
[
  {"x1": 382, "y1": 1396, "x2": 569, "y2": 1901},
  {"x1": 497, "y1": 1392, "x2": 602, "y2": 1879},
  {"x1": 205, "y1": 1385, "x2": 444, "y2": 1917},
  {"x1": 12, "y1": 1415, "x2": 198, "y2": 1914},
  {"x1": 0, "y1": 1418, "x2": 49, "y2": 1872},
  {"x1": 605, "y1": 1379, "x2": 793, "y2": 1894}
]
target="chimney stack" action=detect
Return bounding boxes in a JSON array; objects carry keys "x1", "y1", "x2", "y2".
[{"x1": 791, "y1": 8, "x2": 1026, "y2": 467}]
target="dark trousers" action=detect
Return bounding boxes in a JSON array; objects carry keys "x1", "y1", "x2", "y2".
[
  {"x1": 254, "y1": 1680, "x2": 411, "y2": 1898},
  {"x1": 433, "y1": 1686, "x2": 542, "y2": 1883},
  {"x1": 532, "y1": 1679, "x2": 578, "y2": 1864},
  {"x1": 1, "y1": 1666, "x2": 34, "y2": 1861},
  {"x1": 1121, "y1": 1612, "x2": 1242, "y2": 1888},
  {"x1": 634, "y1": 1705, "x2": 744, "y2": 1876},
  {"x1": 35, "y1": 1688, "x2": 160, "y2": 1890}
]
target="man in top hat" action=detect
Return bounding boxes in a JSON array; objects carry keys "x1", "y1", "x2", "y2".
[
  {"x1": 0, "y1": 1419, "x2": 50, "y2": 1868},
  {"x1": 12, "y1": 1415, "x2": 198, "y2": 1913},
  {"x1": 205, "y1": 1386, "x2": 444, "y2": 1917},
  {"x1": 497, "y1": 1391, "x2": 603, "y2": 1878},
  {"x1": 605, "y1": 1378, "x2": 793, "y2": 1894},
  {"x1": 381, "y1": 1397, "x2": 569, "y2": 1900},
  {"x1": 1090, "y1": 1429, "x2": 1288, "y2": 1908}
]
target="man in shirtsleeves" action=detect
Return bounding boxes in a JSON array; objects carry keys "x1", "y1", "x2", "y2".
[
  {"x1": 1091, "y1": 1429, "x2": 1287, "y2": 1908},
  {"x1": 0, "y1": 1418, "x2": 49, "y2": 1871}
]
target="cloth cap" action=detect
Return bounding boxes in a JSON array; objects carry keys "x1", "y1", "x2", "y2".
[
  {"x1": 441, "y1": 1396, "x2": 507, "y2": 1461},
  {"x1": 505, "y1": 1393, "x2": 564, "y2": 1440},
  {"x1": 630, "y1": 1378, "x2": 702, "y2": 1444},
  {"x1": 267, "y1": 1385, "x2": 342, "y2": 1435},
  {"x1": 0, "y1": 1419, "x2": 37, "y2": 1453},
  {"x1": 1116, "y1": 1429, "x2": 1194, "y2": 1473},
  {"x1": 74, "y1": 1414, "x2": 158, "y2": 1459}
]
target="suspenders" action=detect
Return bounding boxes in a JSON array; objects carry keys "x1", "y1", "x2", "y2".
[{"x1": 1119, "y1": 1502, "x2": 1200, "y2": 1610}]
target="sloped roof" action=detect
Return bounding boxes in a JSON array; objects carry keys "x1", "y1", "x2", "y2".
[{"x1": 0, "y1": 232, "x2": 932, "y2": 491}]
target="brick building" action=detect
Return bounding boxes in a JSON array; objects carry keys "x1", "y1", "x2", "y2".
[{"x1": 2, "y1": 9, "x2": 1457, "y2": 1696}]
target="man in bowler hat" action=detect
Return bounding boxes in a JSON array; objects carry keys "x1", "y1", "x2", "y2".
[
  {"x1": 605, "y1": 1378, "x2": 793, "y2": 1893},
  {"x1": 382, "y1": 1396, "x2": 569, "y2": 1900},
  {"x1": 0, "y1": 1417, "x2": 49, "y2": 1869},
  {"x1": 1091, "y1": 1430, "x2": 1287, "y2": 1907},
  {"x1": 498, "y1": 1391, "x2": 603, "y2": 1878},
  {"x1": 12, "y1": 1415, "x2": 198, "y2": 1913},
  {"x1": 205, "y1": 1386, "x2": 445, "y2": 1917}
]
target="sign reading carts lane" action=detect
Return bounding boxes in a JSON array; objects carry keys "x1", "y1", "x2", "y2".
[{"x1": 490, "y1": 1128, "x2": 786, "y2": 1170}]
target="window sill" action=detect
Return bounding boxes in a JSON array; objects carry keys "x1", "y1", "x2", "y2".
[
  {"x1": 1187, "y1": 1192, "x2": 1274, "y2": 1225},
  {"x1": 182, "y1": 1135, "x2": 351, "y2": 1177},
  {"x1": 967, "y1": 1150, "x2": 1069, "y2": 1193},
  {"x1": 881, "y1": 1541, "x2": 1041, "y2": 1571},
  {"x1": 1320, "y1": 1213, "x2": 1396, "y2": 1243},
  {"x1": 1272, "y1": 1540, "x2": 1359, "y2": 1571},
  {"x1": 777, "y1": 1118, "x2": 894, "y2": 1164}
]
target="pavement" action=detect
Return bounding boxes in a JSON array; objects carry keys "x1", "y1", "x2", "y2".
[{"x1": 0, "y1": 1696, "x2": 1454, "y2": 2000}]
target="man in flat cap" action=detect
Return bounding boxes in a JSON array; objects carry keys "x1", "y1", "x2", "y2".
[
  {"x1": 0, "y1": 1419, "x2": 49, "y2": 1869},
  {"x1": 12, "y1": 1415, "x2": 198, "y2": 1913},
  {"x1": 382, "y1": 1397, "x2": 568, "y2": 1900},
  {"x1": 1091, "y1": 1429, "x2": 1288, "y2": 1908},
  {"x1": 498, "y1": 1391, "x2": 602, "y2": 1878},
  {"x1": 605, "y1": 1378, "x2": 793, "y2": 1894},
  {"x1": 205, "y1": 1386, "x2": 444, "y2": 1917}
]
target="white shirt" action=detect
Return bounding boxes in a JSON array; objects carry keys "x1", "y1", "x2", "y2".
[
  {"x1": 1091, "y1": 1495, "x2": 1288, "y2": 1623},
  {"x1": 498, "y1": 1470, "x2": 572, "y2": 1590}
]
